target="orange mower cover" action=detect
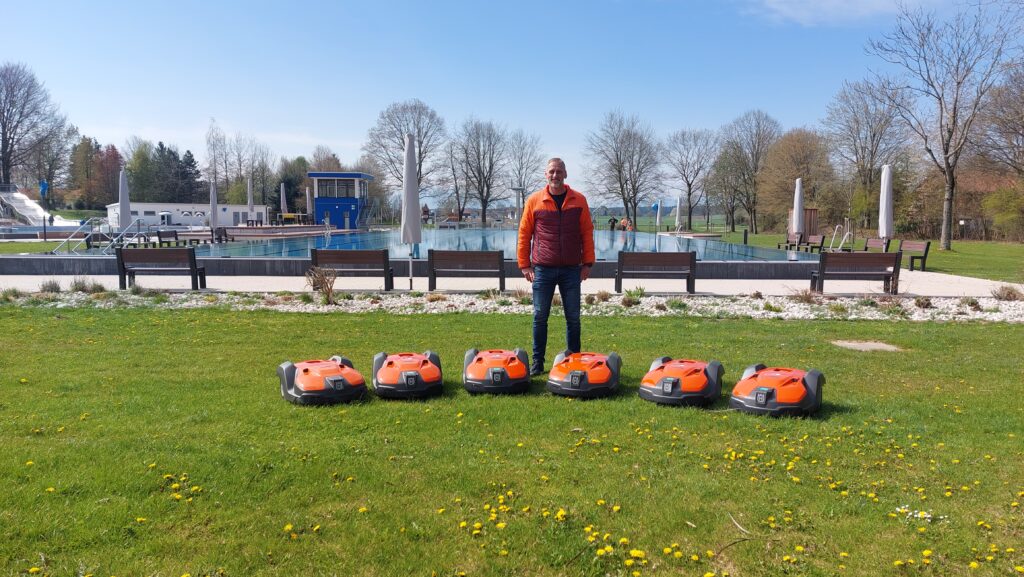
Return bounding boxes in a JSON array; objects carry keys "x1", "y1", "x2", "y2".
[
  {"x1": 546, "y1": 350, "x2": 621, "y2": 398},
  {"x1": 278, "y1": 355, "x2": 367, "y2": 405},
  {"x1": 463, "y1": 348, "x2": 530, "y2": 394},
  {"x1": 729, "y1": 364, "x2": 825, "y2": 417},
  {"x1": 372, "y1": 351, "x2": 443, "y2": 399},
  {"x1": 639, "y1": 357, "x2": 724, "y2": 406}
]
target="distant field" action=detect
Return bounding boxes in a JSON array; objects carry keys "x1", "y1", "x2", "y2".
[
  {"x1": 51, "y1": 209, "x2": 105, "y2": 220},
  {"x1": 0, "y1": 241, "x2": 60, "y2": 255}
]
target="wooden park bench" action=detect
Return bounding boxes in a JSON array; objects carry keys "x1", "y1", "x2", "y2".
[
  {"x1": 777, "y1": 232, "x2": 804, "y2": 250},
  {"x1": 116, "y1": 247, "x2": 207, "y2": 290},
  {"x1": 428, "y1": 249, "x2": 505, "y2": 291},
  {"x1": 615, "y1": 251, "x2": 697, "y2": 294},
  {"x1": 896, "y1": 240, "x2": 931, "y2": 271},
  {"x1": 798, "y1": 234, "x2": 825, "y2": 253},
  {"x1": 810, "y1": 251, "x2": 902, "y2": 295},
  {"x1": 157, "y1": 229, "x2": 199, "y2": 247},
  {"x1": 859, "y1": 237, "x2": 892, "y2": 252},
  {"x1": 310, "y1": 249, "x2": 394, "y2": 291},
  {"x1": 213, "y1": 227, "x2": 234, "y2": 243}
]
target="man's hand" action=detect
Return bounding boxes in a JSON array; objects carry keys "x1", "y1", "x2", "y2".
[
  {"x1": 522, "y1": 267, "x2": 535, "y2": 283},
  {"x1": 582, "y1": 265, "x2": 591, "y2": 281}
]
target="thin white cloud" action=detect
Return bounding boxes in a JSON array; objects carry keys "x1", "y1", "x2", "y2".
[{"x1": 744, "y1": 0, "x2": 943, "y2": 26}]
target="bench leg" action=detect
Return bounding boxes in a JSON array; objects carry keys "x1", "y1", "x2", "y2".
[
  {"x1": 883, "y1": 278, "x2": 890, "y2": 294},
  {"x1": 499, "y1": 274, "x2": 505, "y2": 292},
  {"x1": 384, "y1": 272, "x2": 393, "y2": 292},
  {"x1": 614, "y1": 273, "x2": 622, "y2": 294},
  {"x1": 686, "y1": 274, "x2": 695, "y2": 294},
  {"x1": 119, "y1": 273, "x2": 127, "y2": 290},
  {"x1": 127, "y1": 273, "x2": 136, "y2": 289},
  {"x1": 428, "y1": 273, "x2": 436, "y2": 292}
]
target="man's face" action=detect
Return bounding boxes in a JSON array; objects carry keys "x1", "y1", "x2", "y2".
[{"x1": 546, "y1": 162, "x2": 567, "y2": 188}]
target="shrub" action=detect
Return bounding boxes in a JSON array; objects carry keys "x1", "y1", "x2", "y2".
[
  {"x1": 478, "y1": 288, "x2": 501, "y2": 300},
  {"x1": 39, "y1": 279, "x2": 61, "y2": 293},
  {"x1": 337, "y1": 292, "x2": 354, "y2": 301},
  {"x1": 991, "y1": 285, "x2": 1023, "y2": 301},
  {"x1": 497, "y1": 298, "x2": 513, "y2": 306},
  {"x1": 0, "y1": 287, "x2": 23, "y2": 302},
  {"x1": 426, "y1": 293, "x2": 447, "y2": 302},
  {"x1": 749, "y1": 290, "x2": 763, "y2": 299},
  {"x1": 959, "y1": 296, "x2": 981, "y2": 311},
  {"x1": 584, "y1": 294, "x2": 597, "y2": 305},
  {"x1": 763, "y1": 302, "x2": 783, "y2": 313},
  {"x1": 789, "y1": 289, "x2": 819, "y2": 305},
  {"x1": 880, "y1": 300, "x2": 907, "y2": 318},
  {"x1": 857, "y1": 298, "x2": 877, "y2": 308},
  {"x1": 552, "y1": 294, "x2": 562, "y2": 307},
  {"x1": 654, "y1": 302, "x2": 667, "y2": 311},
  {"x1": 624, "y1": 286, "x2": 646, "y2": 300},
  {"x1": 69, "y1": 277, "x2": 91, "y2": 293},
  {"x1": 913, "y1": 296, "x2": 933, "y2": 309},
  {"x1": 128, "y1": 283, "x2": 145, "y2": 296},
  {"x1": 409, "y1": 291, "x2": 424, "y2": 298},
  {"x1": 150, "y1": 293, "x2": 169, "y2": 305},
  {"x1": 595, "y1": 290, "x2": 611, "y2": 303},
  {"x1": 828, "y1": 303, "x2": 849, "y2": 315},
  {"x1": 305, "y1": 266, "x2": 337, "y2": 305},
  {"x1": 666, "y1": 298, "x2": 688, "y2": 310},
  {"x1": 299, "y1": 293, "x2": 314, "y2": 304},
  {"x1": 621, "y1": 295, "x2": 639, "y2": 308}
]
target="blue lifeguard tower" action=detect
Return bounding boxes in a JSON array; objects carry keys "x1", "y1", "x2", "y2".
[{"x1": 308, "y1": 172, "x2": 375, "y2": 229}]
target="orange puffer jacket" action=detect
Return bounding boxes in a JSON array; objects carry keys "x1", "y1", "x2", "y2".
[{"x1": 517, "y1": 185, "x2": 595, "y2": 269}]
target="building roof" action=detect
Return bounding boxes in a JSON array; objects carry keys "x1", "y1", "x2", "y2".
[{"x1": 307, "y1": 172, "x2": 375, "y2": 180}]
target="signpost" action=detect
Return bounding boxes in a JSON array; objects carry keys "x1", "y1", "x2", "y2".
[{"x1": 40, "y1": 180, "x2": 49, "y2": 241}]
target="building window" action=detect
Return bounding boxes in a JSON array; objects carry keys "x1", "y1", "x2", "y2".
[{"x1": 143, "y1": 211, "x2": 156, "y2": 216}]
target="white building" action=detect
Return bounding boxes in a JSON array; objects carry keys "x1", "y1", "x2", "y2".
[{"x1": 106, "y1": 202, "x2": 270, "y2": 228}]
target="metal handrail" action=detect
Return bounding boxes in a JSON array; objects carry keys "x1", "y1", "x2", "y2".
[
  {"x1": 51, "y1": 217, "x2": 106, "y2": 254},
  {"x1": 101, "y1": 218, "x2": 149, "y2": 254}
]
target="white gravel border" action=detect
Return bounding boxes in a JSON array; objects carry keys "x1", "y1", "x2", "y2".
[{"x1": 8, "y1": 289, "x2": 1023, "y2": 322}]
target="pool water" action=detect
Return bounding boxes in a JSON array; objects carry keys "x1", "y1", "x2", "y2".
[{"x1": 192, "y1": 229, "x2": 818, "y2": 262}]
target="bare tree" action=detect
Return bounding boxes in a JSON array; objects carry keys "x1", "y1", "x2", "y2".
[
  {"x1": 439, "y1": 139, "x2": 470, "y2": 224},
  {"x1": 228, "y1": 132, "x2": 255, "y2": 184},
  {"x1": 977, "y1": 63, "x2": 1024, "y2": 176},
  {"x1": 0, "y1": 62, "x2": 61, "y2": 185},
  {"x1": 250, "y1": 143, "x2": 276, "y2": 206},
  {"x1": 505, "y1": 129, "x2": 545, "y2": 210},
  {"x1": 706, "y1": 142, "x2": 745, "y2": 232},
  {"x1": 823, "y1": 79, "x2": 906, "y2": 193},
  {"x1": 458, "y1": 118, "x2": 508, "y2": 225},
  {"x1": 720, "y1": 110, "x2": 781, "y2": 233},
  {"x1": 21, "y1": 116, "x2": 77, "y2": 201},
  {"x1": 363, "y1": 99, "x2": 447, "y2": 192},
  {"x1": 868, "y1": 4, "x2": 1010, "y2": 249},
  {"x1": 664, "y1": 128, "x2": 718, "y2": 230},
  {"x1": 311, "y1": 144, "x2": 343, "y2": 171},
  {"x1": 585, "y1": 111, "x2": 662, "y2": 224},
  {"x1": 205, "y1": 119, "x2": 227, "y2": 197}
]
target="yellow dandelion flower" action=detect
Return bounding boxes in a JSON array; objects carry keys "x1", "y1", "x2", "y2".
[
  {"x1": 496, "y1": 522, "x2": 506, "y2": 529},
  {"x1": 704, "y1": 573, "x2": 716, "y2": 577},
  {"x1": 612, "y1": 505, "x2": 621, "y2": 513},
  {"x1": 555, "y1": 508, "x2": 567, "y2": 521},
  {"x1": 624, "y1": 559, "x2": 635, "y2": 567},
  {"x1": 172, "y1": 493, "x2": 182, "y2": 500},
  {"x1": 691, "y1": 554, "x2": 700, "y2": 561},
  {"x1": 619, "y1": 537, "x2": 630, "y2": 545},
  {"x1": 1013, "y1": 566, "x2": 1024, "y2": 573},
  {"x1": 706, "y1": 549, "x2": 715, "y2": 558},
  {"x1": 674, "y1": 551, "x2": 683, "y2": 558},
  {"x1": 629, "y1": 549, "x2": 645, "y2": 558},
  {"x1": 358, "y1": 507, "x2": 368, "y2": 513},
  {"x1": 436, "y1": 508, "x2": 445, "y2": 514},
  {"x1": 28, "y1": 568, "x2": 41, "y2": 574},
  {"x1": 923, "y1": 550, "x2": 932, "y2": 557},
  {"x1": 171, "y1": 483, "x2": 180, "y2": 490},
  {"x1": 45, "y1": 487, "x2": 55, "y2": 493},
  {"x1": 283, "y1": 523, "x2": 293, "y2": 532},
  {"x1": 596, "y1": 499, "x2": 606, "y2": 506},
  {"x1": 25, "y1": 461, "x2": 33, "y2": 466},
  {"x1": 312, "y1": 525, "x2": 320, "y2": 533},
  {"x1": 596, "y1": 549, "x2": 607, "y2": 557},
  {"x1": 473, "y1": 522, "x2": 482, "y2": 529},
  {"x1": 663, "y1": 547, "x2": 673, "y2": 555},
  {"x1": 499, "y1": 550, "x2": 508, "y2": 556},
  {"x1": 136, "y1": 517, "x2": 147, "y2": 524},
  {"x1": 794, "y1": 546, "x2": 804, "y2": 552},
  {"x1": 969, "y1": 561, "x2": 979, "y2": 569},
  {"x1": 839, "y1": 552, "x2": 849, "y2": 558}
]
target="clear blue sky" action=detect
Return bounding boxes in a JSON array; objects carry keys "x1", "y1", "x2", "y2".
[{"x1": 6, "y1": 0, "x2": 945, "y2": 183}]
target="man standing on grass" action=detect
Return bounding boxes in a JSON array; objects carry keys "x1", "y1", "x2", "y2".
[{"x1": 517, "y1": 158, "x2": 595, "y2": 376}]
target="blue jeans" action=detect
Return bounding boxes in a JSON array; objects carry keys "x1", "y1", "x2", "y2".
[{"x1": 532, "y1": 265, "x2": 582, "y2": 370}]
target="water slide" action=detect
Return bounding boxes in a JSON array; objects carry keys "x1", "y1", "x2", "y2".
[{"x1": 0, "y1": 188, "x2": 79, "y2": 226}]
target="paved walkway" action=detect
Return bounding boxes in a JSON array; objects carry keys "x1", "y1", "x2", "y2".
[{"x1": 0, "y1": 270, "x2": 1019, "y2": 297}]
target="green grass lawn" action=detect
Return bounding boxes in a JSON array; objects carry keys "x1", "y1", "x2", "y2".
[
  {"x1": 2, "y1": 308, "x2": 1022, "y2": 576},
  {"x1": 0, "y1": 241, "x2": 60, "y2": 255},
  {"x1": 51, "y1": 209, "x2": 106, "y2": 220}
]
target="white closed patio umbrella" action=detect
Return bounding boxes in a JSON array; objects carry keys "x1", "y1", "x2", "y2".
[
  {"x1": 879, "y1": 164, "x2": 894, "y2": 241},
  {"x1": 246, "y1": 177, "x2": 254, "y2": 221},
  {"x1": 279, "y1": 182, "x2": 287, "y2": 216},
  {"x1": 118, "y1": 169, "x2": 132, "y2": 232},
  {"x1": 400, "y1": 133, "x2": 421, "y2": 290},
  {"x1": 674, "y1": 195, "x2": 682, "y2": 230},
  {"x1": 653, "y1": 199, "x2": 662, "y2": 231},
  {"x1": 792, "y1": 178, "x2": 805, "y2": 239},
  {"x1": 209, "y1": 181, "x2": 218, "y2": 236},
  {"x1": 305, "y1": 187, "x2": 312, "y2": 220}
]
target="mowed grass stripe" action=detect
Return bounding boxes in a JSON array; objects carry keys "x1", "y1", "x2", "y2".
[{"x1": 1, "y1": 308, "x2": 1022, "y2": 576}]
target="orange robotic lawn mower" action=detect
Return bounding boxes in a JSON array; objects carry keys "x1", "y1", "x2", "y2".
[
  {"x1": 546, "y1": 350, "x2": 621, "y2": 398},
  {"x1": 638, "y1": 357, "x2": 724, "y2": 406},
  {"x1": 371, "y1": 351, "x2": 444, "y2": 399},
  {"x1": 463, "y1": 348, "x2": 531, "y2": 394},
  {"x1": 729, "y1": 364, "x2": 825, "y2": 416},
  {"x1": 278, "y1": 355, "x2": 368, "y2": 405}
]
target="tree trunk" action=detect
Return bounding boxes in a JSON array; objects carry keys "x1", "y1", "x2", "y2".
[
  {"x1": 940, "y1": 174, "x2": 954, "y2": 250},
  {"x1": 687, "y1": 206, "x2": 694, "y2": 231}
]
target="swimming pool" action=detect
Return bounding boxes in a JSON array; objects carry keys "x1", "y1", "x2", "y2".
[{"x1": 191, "y1": 229, "x2": 818, "y2": 262}]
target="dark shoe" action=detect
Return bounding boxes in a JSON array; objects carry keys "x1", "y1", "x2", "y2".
[{"x1": 530, "y1": 366, "x2": 545, "y2": 377}]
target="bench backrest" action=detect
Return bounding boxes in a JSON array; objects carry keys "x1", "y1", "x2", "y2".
[
  {"x1": 618, "y1": 251, "x2": 696, "y2": 271},
  {"x1": 806, "y1": 234, "x2": 824, "y2": 244},
  {"x1": 863, "y1": 237, "x2": 890, "y2": 251},
  {"x1": 311, "y1": 249, "x2": 390, "y2": 268},
  {"x1": 157, "y1": 229, "x2": 179, "y2": 241},
  {"x1": 116, "y1": 247, "x2": 197, "y2": 269},
  {"x1": 428, "y1": 249, "x2": 503, "y2": 270},
  {"x1": 898, "y1": 240, "x2": 930, "y2": 254},
  {"x1": 821, "y1": 250, "x2": 901, "y2": 271},
  {"x1": 786, "y1": 232, "x2": 803, "y2": 244}
]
